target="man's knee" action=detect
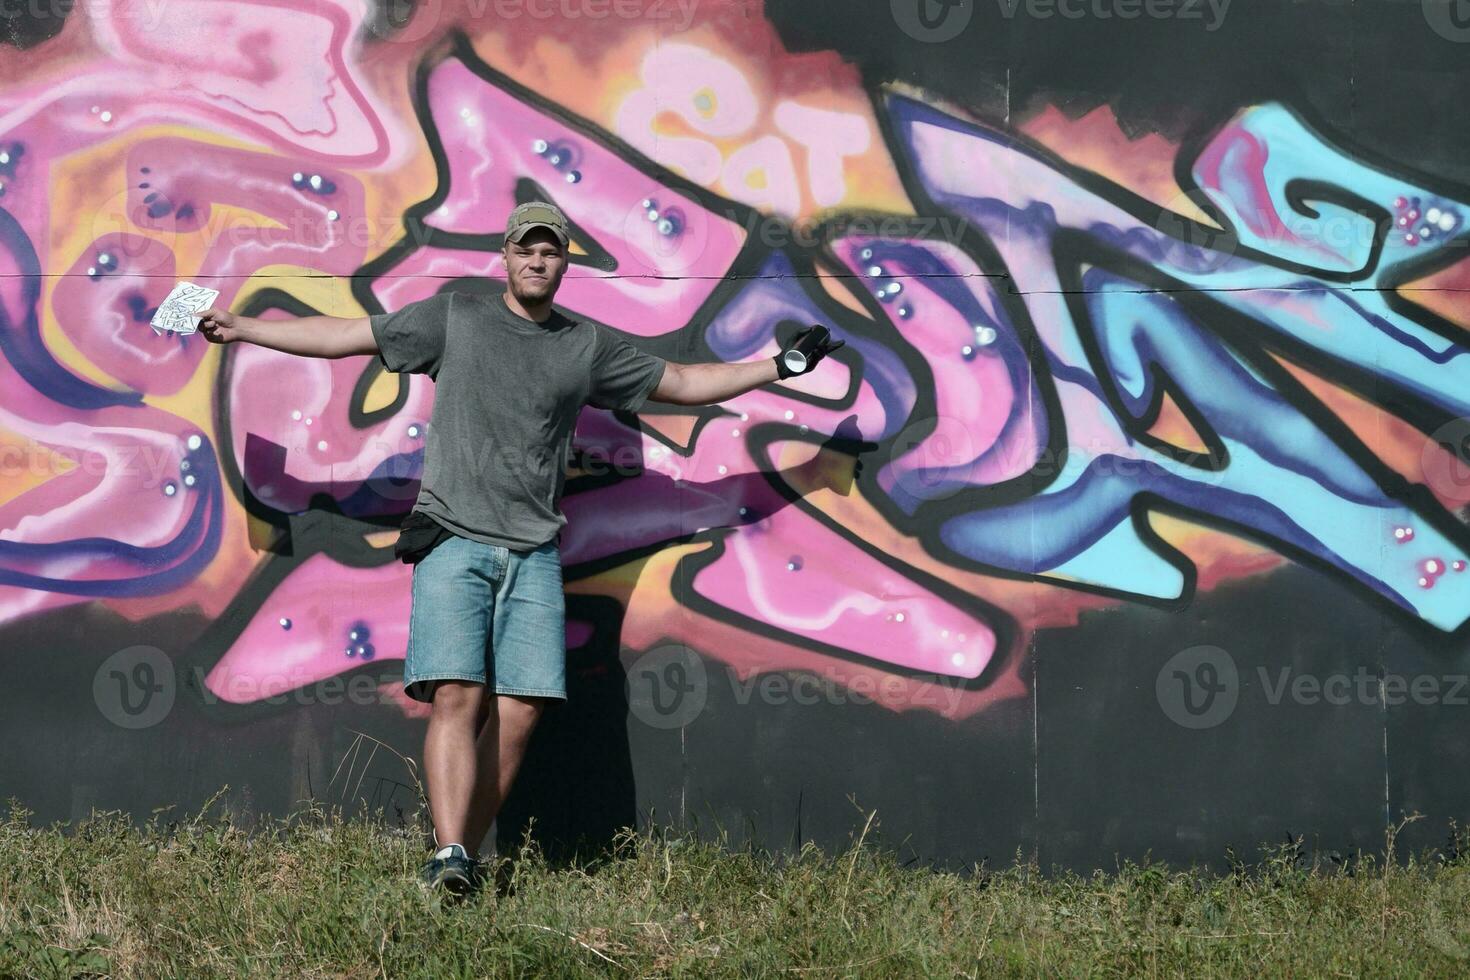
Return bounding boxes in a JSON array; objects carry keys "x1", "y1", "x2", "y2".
[
  {"x1": 500, "y1": 693, "x2": 548, "y2": 715},
  {"x1": 498, "y1": 694, "x2": 548, "y2": 731},
  {"x1": 430, "y1": 680, "x2": 487, "y2": 719}
]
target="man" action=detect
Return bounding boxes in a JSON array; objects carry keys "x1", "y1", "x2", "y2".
[{"x1": 198, "y1": 201, "x2": 843, "y2": 896}]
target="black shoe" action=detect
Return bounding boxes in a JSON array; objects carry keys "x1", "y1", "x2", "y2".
[
  {"x1": 482, "y1": 855, "x2": 516, "y2": 898},
  {"x1": 419, "y1": 844, "x2": 482, "y2": 898}
]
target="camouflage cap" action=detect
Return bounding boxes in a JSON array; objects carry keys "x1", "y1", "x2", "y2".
[{"x1": 505, "y1": 201, "x2": 570, "y2": 247}]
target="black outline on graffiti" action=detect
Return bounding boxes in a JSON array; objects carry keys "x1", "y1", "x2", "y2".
[{"x1": 181, "y1": 25, "x2": 1470, "y2": 722}]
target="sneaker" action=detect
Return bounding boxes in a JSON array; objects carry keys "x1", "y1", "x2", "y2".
[{"x1": 419, "y1": 844, "x2": 482, "y2": 898}]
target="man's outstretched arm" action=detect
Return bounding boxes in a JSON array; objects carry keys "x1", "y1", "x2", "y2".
[
  {"x1": 651, "y1": 359, "x2": 779, "y2": 406},
  {"x1": 197, "y1": 307, "x2": 379, "y2": 359},
  {"x1": 649, "y1": 324, "x2": 845, "y2": 407}
]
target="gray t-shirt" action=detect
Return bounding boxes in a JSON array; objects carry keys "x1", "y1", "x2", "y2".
[{"x1": 369, "y1": 290, "x2": 666, "y2": 551}]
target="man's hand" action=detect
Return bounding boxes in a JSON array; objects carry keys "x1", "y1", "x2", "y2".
[
  {"x1": 649, "y1": 323, "x2": 847, "y2": 405},
  {"x1": 198, "y1": 307, "x2": 246, "y2": 345},
  {"x1": 775, "y1": 324, "x2": 845, "y2": 380}
]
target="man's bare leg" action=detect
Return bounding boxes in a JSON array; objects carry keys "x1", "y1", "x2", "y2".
[
  {"x1": 423, "y1": 680, "x2": 490, "y2": 848},
  {"x1": 464, "y1": 694, "x2": 546, "y2": 855}
]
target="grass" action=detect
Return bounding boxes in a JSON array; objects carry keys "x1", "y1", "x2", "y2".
[{"x1": 3, "y1": 796, "x2": 1470, "y2": 978}]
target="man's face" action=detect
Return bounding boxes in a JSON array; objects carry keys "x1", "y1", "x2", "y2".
[{"x1": 503, "y1": 227, "x2": 568, "y2": 305}]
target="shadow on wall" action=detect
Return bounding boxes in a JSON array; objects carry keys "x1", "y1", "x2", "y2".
[{"x1": 495, "y1": 594, "x2": 637, "y2": 861}]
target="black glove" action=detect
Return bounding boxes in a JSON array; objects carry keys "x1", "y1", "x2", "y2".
[{"x1": 774, "y1": 324, "x2": 845, "y2": 380}]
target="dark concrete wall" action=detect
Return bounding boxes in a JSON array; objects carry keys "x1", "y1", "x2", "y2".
[{"x1": 3, "y1": 0, "x2": 1470, "y2": 870}]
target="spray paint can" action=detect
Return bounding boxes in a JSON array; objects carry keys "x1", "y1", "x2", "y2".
[{"x1": 780, "y1": 325, "x2": 831, "y2": 376}]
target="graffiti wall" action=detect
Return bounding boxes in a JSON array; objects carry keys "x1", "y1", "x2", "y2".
[{"x1": 4, "y1": 0, "x2": 1470, "y2": 868}]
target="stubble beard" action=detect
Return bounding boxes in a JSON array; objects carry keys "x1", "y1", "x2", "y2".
[{"x1": 510, "y1": 274, "x2": 558, "y2": 307}]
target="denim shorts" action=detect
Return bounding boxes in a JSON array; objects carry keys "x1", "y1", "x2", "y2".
[{"x1": 403, "y1": 534, "x2": 567, "y2": 703}]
